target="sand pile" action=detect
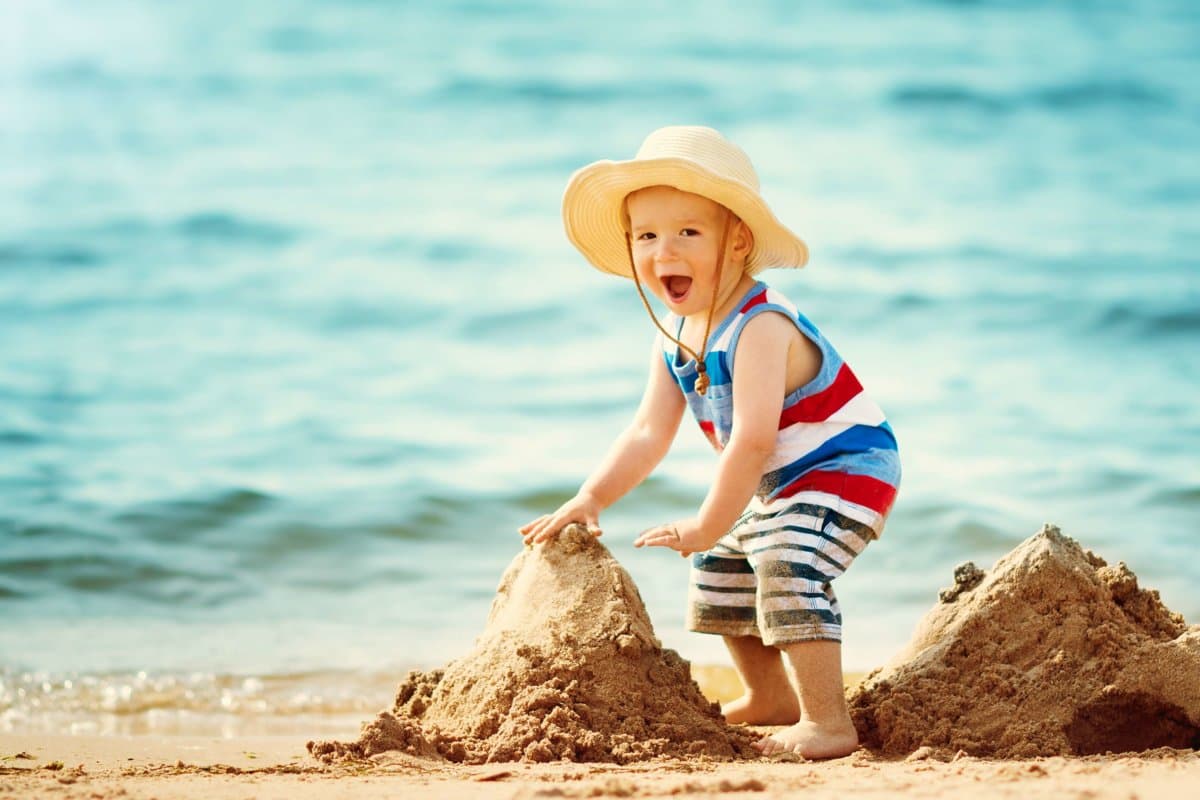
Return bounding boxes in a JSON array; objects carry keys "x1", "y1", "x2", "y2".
[
  {"x1": 850, "y1": 524, "x2": 1200, "y2": 758},
  {"x1": 308, "y1": 525, "x2": 757, "y2": 764}
]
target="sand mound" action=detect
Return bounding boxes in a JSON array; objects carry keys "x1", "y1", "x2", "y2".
[
  {"x1": 849, "y1": 524, "x2": 1200, "y2": 758},
  {"x1": 308, "y1": 525, "x2": 757, "y2": 764}
]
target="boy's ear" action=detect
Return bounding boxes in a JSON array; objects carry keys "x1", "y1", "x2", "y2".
[{"x1": 732, "y1": 219, "x2": 754, "y2": 259}]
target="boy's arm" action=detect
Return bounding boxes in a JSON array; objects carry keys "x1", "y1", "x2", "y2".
[
  {"x1": 521, "y1": 339, "x2": 686, "y2": 545},
  {"x1": 636, "y1": 312, "x2": 816, "y2": 554}
]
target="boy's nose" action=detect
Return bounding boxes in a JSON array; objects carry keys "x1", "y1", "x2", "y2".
[{"x1": 652, "y1": 239, "x2": 678, "y2": 262}]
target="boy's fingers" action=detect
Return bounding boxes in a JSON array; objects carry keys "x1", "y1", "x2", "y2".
[
  {"x1": 519, "y1": 515, "x2": 548, "y2": 535},
  {"x1": 524, "y1": 518, "x2": 553, "y2": 545},
  {"x1": 533, "y1": 519, "x2": 561, "y2": 543},
  {"x1": 528, "y1": 515, "x2": 601, "y2": 545},
  {"x1": 635, "y1": 527, "x2": 675, "y2": 549}
]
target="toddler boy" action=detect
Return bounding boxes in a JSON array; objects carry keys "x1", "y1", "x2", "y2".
[{"x1": 520, "y1": 126, "x2": 900, "y2": 758}]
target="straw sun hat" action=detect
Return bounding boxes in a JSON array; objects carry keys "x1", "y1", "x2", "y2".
[{"x1": 562, "y1": 126, "x2": 809, "y2": 278}]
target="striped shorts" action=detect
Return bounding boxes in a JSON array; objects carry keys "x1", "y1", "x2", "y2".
[{"x1": 686, "y1": 492, "x2": 884, "y2": 646}]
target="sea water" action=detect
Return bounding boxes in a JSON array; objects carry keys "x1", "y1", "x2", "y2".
[{"x1": 2, "y1": 0, "x2": 1197, "y2": 735}]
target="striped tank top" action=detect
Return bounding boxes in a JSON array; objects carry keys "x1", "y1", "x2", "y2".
[{"x1": 662, "y1": 280, "x2": 901, "y2": 523}]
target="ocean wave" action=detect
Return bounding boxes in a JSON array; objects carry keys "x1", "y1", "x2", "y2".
[
  {"x1": 0, "y1": 429, "x2": 42, "y2": 446},
  {"x1": 436, "y1": 76, "x2": 621, "y2": 105},
  {"x1": 3, "y1": 512, "x2": 434, "y2": 606},
  {"x1": 34, "y1": 59, "x2": 110, "y2": 88},
  {"x1": 506, "y1": 476, "x2": 702, "y2": 517},
  {"x1": 423, "y1": 237, "x2": 497, "y2": 264},
  {"x1": 316, "y1": 300, "x2": 438, "y2": 333},
  {"x1": 431, "y1": 75, "x2": 709, "y2": 107},
  {"x1": 890, "y1": 292, "x2": 938, "y2": 310},
  {"x1": 889, "y1": 84, "x2": 1012, "y2": 113},
  {"x1": 1, "y1": 213, "x2": 295, "y2": 279},
  {"x1": 457, "y1": 304, "x2": 570, "y2": 338},
  {"x1": 901, "y1": 501, "x2": 1017, "y2": 550},
  {"x1": 1033, "y1": 80, "x2": 1171, "y2": 111},
  {"x1": 372, "y1": 234, "x2": 512, "y2": 268},
  {"x1": 1, "y1": 551, "x2": 251, "y2": 607},
  {"x1": 1147, "y1": 483, "x2": 1200, "y2": 506},
  {"x1": 370, "y1": 490, "x2": 478, "y2": 539},
  {"x1": 832, "y1": 242, "x2": 1014, "y2": 268},
  {"x1": 0, "y1": 242, "x2": 103, "y2": 270},
  {"x1": 91, "y1": 483, "x2": 474, "y2": 580},
  {"x1": 671, "y1": 40, "x2": 814, "y2": 64},
  {"x1": 173, "y1": 212, "x2": 298, "y2": 247},
  {"x1": 0, "y1": 667, "x2": 392, "y2": 736},
  {"x1": 1093, "y1": 302, "x2": 1200, "y2": 337},
  {"x1": 494, "y1": 152, "x2": 598, "y2": 177},
  {"x1": 889, "y1": 79, "x2": 1172, "y2": 115},
  {"x1": 261, "y1": 25, "x2": 342, "y2": 54},
  {"x1": 110, "y1": 488, "x2": 439, "y2": 554},
  {"x1": 112, "y1": 488, "x2": 275, "y2": 544}
]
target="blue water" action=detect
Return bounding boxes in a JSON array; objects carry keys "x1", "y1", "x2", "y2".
[{"x1": 2, "y1": 0, "x2": 1198, "y2": 734}]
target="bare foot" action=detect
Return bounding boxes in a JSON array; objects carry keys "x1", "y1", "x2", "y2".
[
  {"x1": 721, "y1": 693, "x2": 801, "y2": 726},
  {"x1": 754, "y1": 718, "x2": 859, "y2": 759}
]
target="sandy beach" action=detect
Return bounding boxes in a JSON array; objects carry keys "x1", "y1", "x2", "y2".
[
  {"x1": 7, "y1": 526, "x2": 1196, "y2": 799},
  {"x1": 4, "y1": 732, "x2": 1199, "y2": 800}
]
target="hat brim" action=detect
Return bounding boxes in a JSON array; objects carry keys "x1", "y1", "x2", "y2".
[{"x1": 562, "y1": 156, "x2": 809, "y2": 278}]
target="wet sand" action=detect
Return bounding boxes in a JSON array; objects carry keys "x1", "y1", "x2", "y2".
[{"x1": 4, "y1": 732, "x2": 1199, "y2": 800}]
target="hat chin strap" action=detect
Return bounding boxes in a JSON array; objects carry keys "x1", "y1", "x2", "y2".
[{"x1": 624, "y1": 215, "x2": 733, "y2": 396}]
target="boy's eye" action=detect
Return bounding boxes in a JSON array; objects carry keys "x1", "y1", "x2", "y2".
[
  {"x1": 680, "y1": 228, "x2": 699, "y2": 236},
  {"x1": 637, "y1": 232, "x2": 656, "y2": 241}
]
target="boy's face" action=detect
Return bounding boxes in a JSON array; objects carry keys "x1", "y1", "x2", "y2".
[{"x1": 626, "y1": 186, "x2": 752, "y2": 318}]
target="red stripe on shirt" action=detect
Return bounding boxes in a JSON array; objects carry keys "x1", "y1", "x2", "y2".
[
  {"x1": 777, "y1": 470, "x2": 897, "y2": 516},
  {"x1": 698, "y1": 419, "x2": 722, "y2": 451},
  {"x1": 778, "y1": 363, "x2": 863, "y2": 428},
  {"x1": 740, "y1": 290, "x2": 769, "y2": 314}
]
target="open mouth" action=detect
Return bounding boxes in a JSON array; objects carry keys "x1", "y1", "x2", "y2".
[{"x1": 663, "y1": 275, "x2": 693, "y2": 304}]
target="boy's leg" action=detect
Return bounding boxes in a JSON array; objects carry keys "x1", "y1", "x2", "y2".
[
  {"x1": 720, "y1": 635, "x2": 800, "y2": 725},
  {"x1": 733, "y1": 496, "x2": 880, "y2": 757},
  {"x1": 755, "y1": 639, "x2": 858, "y2": 758}
]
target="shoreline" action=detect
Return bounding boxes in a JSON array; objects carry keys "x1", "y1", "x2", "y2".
[{"x1": 0, "y1": 664, "x2": 825, "y2": 740}]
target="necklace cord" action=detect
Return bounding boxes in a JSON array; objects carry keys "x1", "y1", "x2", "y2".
[{"x1": 624, "y1": 214, "x2": 733, "y2": 396}]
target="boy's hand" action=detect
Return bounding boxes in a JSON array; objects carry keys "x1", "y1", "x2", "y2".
[
  {"x1": 520, "y1": 492, "x2": 603, "y2": 546},
  {"x1": 633, "y1": 518, "x2": 713, "y2": 558}
]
